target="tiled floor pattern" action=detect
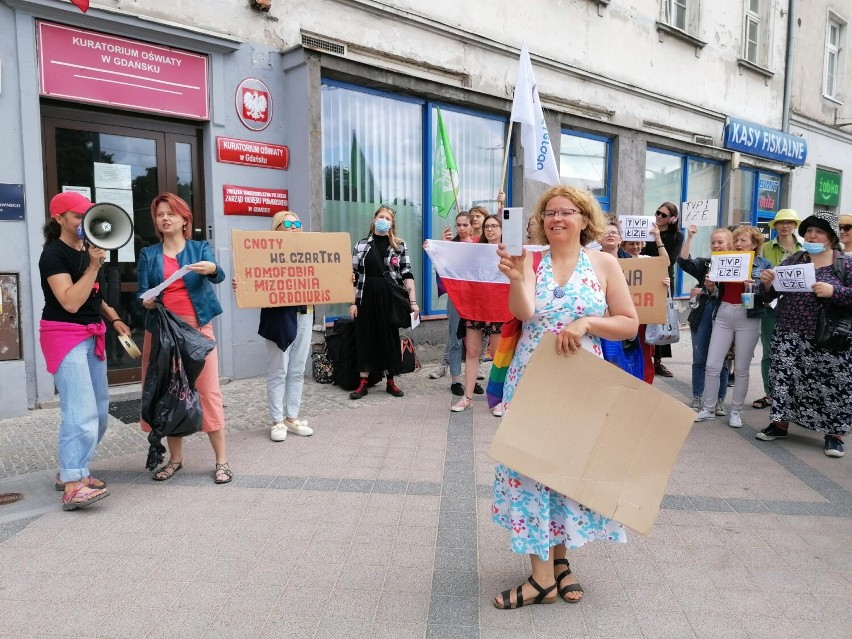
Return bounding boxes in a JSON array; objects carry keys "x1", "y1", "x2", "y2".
[{"x1": 2, "y1": 358, "x2": 852, "y2": 637}]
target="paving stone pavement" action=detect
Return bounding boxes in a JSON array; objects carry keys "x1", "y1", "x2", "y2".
[{"x1": 1, "y1": 334, "x2": 851, "y2": 638}]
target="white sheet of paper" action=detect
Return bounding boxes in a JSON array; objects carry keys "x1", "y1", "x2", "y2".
[
  {"x1": 619, "y1": 216, "x2": 653, "y2": 241},
  {"x1": 139, "y1": 265, "x2": 193, "y2": 301},
  {"x1": 709, "y1": 252, "x2": 753, "y2": 282},
  {"x1": 94, "y1": 163, "x2": 132, "y2": 190},
  {"x1": 410, "y1": 312, "x2": 421, "y2": 329},
  {"x1": 680, "y1": 199, "x2": 718, "y2": 227},
  {"x1": 772, "y1": 263, "x2": 816, "y2": 293},
  {"x1": 95, "y1": 188, "x2": 135, "y2": 263},
  {"x1": 62, "y1": 185, "x2": 91, "y2": 199}
]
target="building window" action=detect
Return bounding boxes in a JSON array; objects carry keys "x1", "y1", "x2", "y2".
[
  {"x1": 664, "y1": 0, "x2": 688, "y2": 31},
  {"x1": 734, "y1": 169, "x2": 781, "y2": 240},
  {"x1": 645, "y1": 148, "x2": 721, "y2": 296},
  {"x1": 559, "y1": 130, "x2": 611, "y2": 211},
  {"x1": 321, "y1": 81, "x2": 508, "y2": 317},
  {"x1": 824, "y1": 17, "x2": 842, "y2": 100},
  {"x1": 743, "y1": 0, "x2": 773, "y2": 67},
  {"x1": 662, "y1": 0, "x2": 701, "y2": 35}
]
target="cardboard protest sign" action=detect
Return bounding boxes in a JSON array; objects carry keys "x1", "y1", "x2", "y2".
[
  {"x1": 488, "y1": 333, "x2": 695, "y2": 535},
  {"x1": 773, "y1": 263, "x2": 816, "y2": 293},
  {"x1": 619, "y1": 216, "x2": 653, "y2": 241},
  {"x1": 618, "y1": 257, "x2": 669, "y2": 324},
  {"x1": 681, "y1": 199, "x2": 718, "y2": 227},
  {"x1": 232, "y1": 230, "x2": 352, "y2": 308},
  {"x1": 709, "y1": 251, "x2": 754, "y2": 282}
]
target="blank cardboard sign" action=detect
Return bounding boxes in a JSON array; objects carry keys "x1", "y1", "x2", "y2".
[{"x1": 488, "y1": 333, "x2": 695, "y2": 535}]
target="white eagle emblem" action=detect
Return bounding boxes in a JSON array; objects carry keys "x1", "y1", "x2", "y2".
[{"x1": 243, "y1": 90, "x2": 268, "y2": 121}]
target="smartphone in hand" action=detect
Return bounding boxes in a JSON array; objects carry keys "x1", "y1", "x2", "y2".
[{"x1": 502, "y1": 207, "x2": 524, "y2": 256}]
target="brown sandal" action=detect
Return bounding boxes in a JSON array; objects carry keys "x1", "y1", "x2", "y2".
[
  {"x1": 554, "y1": 558, "x2": 584, "y2": 603},
  {"x1": 214, "y1": 462, "x2": 232, "y2": 484},
  {"x1": 493, "y1": 576, "x2": 556, "y2": 609},
  {"x1": 152, "y1": 461, "x2": 182, "y2": 481}
]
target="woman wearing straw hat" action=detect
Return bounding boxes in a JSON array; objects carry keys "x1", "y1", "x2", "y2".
[
  {"x1": 751, "y1": 209, "x2": 802, "y2": 411},
  {"x1": 756, "y1": 211, "x2": 852, "y2": 457}
]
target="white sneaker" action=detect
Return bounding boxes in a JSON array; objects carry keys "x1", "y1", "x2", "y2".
[
  {"x1": 491, "y1": 403, "x2": 504, "y2": 417},
  {"x1": 728, "y1": 412, "x2": 743, "y2": 428},
  {"x1": 270, "y1": 422, "x2": 287, "y2": 442},
  {"x1": 429, "y1": 364, "x2": 448, "y2": 379},
  {"x1": 285, "y1": 419, "x2": 313, "y2": 437},
  {"x1": 694, "y1": 409, "x2": 715, "y2": 422},
  {"x1": 714, "y1": 399, "x2": 727, "y2": 417},
  {"x1": 690, "y1": 396, "x2": 701, "y2": 410}
]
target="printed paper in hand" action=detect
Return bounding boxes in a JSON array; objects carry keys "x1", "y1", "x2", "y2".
[
  {"x1": 619, "y1": 216, "x2": 653, "y2": 241},
  {"x1": 709, "y1": 251, "x2": 754, "y2": 282},
  {"x1": 773, "y1": 263, "x2": 816, "y2": 292},
  {"x1": 140, "y1": 265, "x2": 193, "y2": 300}
]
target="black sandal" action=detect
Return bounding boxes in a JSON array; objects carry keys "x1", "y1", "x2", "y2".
[
  {"x1": 752, "y1": 396, "x2": 772, "y2": 409},
  {"x1": 214, "y1": 462, "x2": 233, "y2": 484},
  {"x1": 554, "y1": 558, "x2": 584, "y2": 603},
  {"x1": 152, "y1": 461, "x2": 182, "y2": 481},
  {"x1": 493, "y1": 576, "x2": 556, "y2": 610}
]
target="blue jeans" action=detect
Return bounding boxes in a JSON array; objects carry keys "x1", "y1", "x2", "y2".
[
  {"x1": 266, "y1": 312, "x2": 313, "y2": 422},
  {"x1": 443, "y1": 299, "x2": 463, "y2": 377},
  {"x1": 691, "y1": 301, "x2": 728, "y2": 400},
  {"x1": 54, "y1": 338, "x2": 109, "y2": 483}
]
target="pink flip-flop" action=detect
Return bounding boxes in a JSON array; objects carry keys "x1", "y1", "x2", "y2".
[
  {"x1": 54, "y1": 474, "x2": 106, "y2": 492},
  {"x1": 62, "y1": 483, "x2": 109, "y2": 511}
]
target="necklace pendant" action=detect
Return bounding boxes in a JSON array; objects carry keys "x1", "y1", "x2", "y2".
[{"x1": 553, "y1": 288, "x2": 565, "y2": 299}]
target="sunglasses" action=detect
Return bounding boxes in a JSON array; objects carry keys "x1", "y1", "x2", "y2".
[
  {"x1": 278, "y1": 220, "x2": 302, "y2": 229},
  {"x1": 655, "y1": 211, "x2": 671, "y2": 219},
  {"x1": 840, "y1": 225, "x2": 852, "y2": 233}
]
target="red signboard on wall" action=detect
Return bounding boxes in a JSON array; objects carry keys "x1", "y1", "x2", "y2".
[
  {"x1": 216, "y1": 137, "x2": 289, "y2": 170},
  {"x1": 223, "y1": 185, "x2": 288, "y2": 217},
  {"x1": 37, "y1": 22, "x2": 209, "y2": 120}
]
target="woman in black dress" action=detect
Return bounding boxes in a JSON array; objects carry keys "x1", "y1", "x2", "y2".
[{"x1": 349, "y1": 206, "x2": 419, "y2": 399}]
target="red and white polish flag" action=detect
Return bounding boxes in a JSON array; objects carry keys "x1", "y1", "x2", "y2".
[{"x1": 424, "y1": 241, "x2": 514, "y2": 323}]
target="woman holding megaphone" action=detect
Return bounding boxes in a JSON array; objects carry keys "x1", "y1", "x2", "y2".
[
  {"x1": 39, "y1": 192, "x2": 131, "y2": 511},
  {"x1": 137, "y1": 192, "x2": 231, "y2": 484}
]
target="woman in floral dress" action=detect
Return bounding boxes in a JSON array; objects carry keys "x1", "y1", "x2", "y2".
[{"x1": 492, "y1": 185, "x2": 639, "y2": 609}]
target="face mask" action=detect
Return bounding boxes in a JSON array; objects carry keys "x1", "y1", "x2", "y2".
[
  {"x1": 374, "y1": 219, "x2": 392, "y2": 234},
  {"x1": 802, "y1": 241, "x2": 827, "y2": 255}
]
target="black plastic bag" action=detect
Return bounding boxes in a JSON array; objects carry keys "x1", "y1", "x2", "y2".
[{"x1": 141, "y1": 305, "x2": 216, "y2": 469}]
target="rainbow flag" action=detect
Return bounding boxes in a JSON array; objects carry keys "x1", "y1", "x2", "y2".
[
  {"x1": 485, "y1": 251, "x2": 543, "y2": 409},
  {"x1": 485, "y1": 318, "x2": 521, "y2": 409}
]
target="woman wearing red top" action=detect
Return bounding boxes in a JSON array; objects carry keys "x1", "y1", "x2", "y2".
[{"x1": 137, "y1": 193, "x2": 230, "y2": 483}]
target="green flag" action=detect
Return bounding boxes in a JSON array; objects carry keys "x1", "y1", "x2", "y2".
[{"x1": 432, "y1": 109, "x2": 459, "y2": 218}]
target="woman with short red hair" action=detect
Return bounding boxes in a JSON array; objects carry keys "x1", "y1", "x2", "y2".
[{"x1": 137, "y1": 193, "x2": 231, "y2": 483}]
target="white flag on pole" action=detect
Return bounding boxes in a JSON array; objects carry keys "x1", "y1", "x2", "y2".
[{"x1": 510, "y1": 43, "x2": 561, "y2": 186}]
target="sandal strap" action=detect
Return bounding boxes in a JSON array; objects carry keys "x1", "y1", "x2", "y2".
[
  {"x1": 554, "y1": 558, "x2": 572, "y2": 583},
  {"x1": 215, "y1": 463, "x2": 232, "y2": 478},
  {"x1": 559, "y1": 582, "x2": 584, "y2": 597},
  {"x1": 527, "y1": 576, "x2": 555, "y2": 604}
]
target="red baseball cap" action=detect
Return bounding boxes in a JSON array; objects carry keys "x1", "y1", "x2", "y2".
[{"x1": 49, "y1": 191, "x2": 94, "y2": 218}]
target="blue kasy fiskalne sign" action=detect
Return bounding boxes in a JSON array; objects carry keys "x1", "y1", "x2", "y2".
[{"x1": 723, "y1": 117, "x2": 807, "y2": 167}]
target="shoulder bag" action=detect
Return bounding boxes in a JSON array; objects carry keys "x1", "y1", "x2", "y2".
[{"x1": 813, "y1": 252, "x2": 852, "y2": 353}]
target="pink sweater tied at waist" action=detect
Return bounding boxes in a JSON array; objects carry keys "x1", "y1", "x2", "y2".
[{"x1": 39, "y1": 319, "x2": 106, "y2": 374}]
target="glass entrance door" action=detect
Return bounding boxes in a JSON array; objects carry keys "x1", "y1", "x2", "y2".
[{"x1": 42, "y1": 105, "x2": 203, "y2": 384}]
